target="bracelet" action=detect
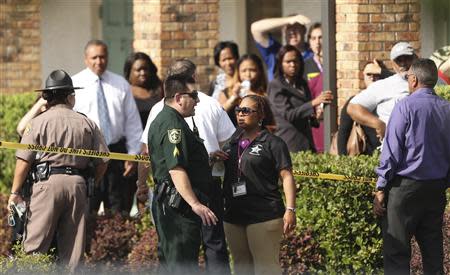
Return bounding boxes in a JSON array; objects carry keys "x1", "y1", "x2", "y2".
[
  {"x1": 11, "y1": 191, "x2": 21, "y2": 196},
  {"x1": 286, "y1": 207, "x2": 296, "y2": 213}
]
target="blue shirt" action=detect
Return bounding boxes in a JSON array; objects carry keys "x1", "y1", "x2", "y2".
[
  {"x1": 376, "y1": 88, "x2": 450, "y2": 188},
  {"x1": 255, "y1": 35, "x2": 313, "y2": 82}
]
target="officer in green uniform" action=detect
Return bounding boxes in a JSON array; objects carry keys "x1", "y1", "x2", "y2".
[{"x1": 148, "y1": 74, "x2": 218, "y2": 274}]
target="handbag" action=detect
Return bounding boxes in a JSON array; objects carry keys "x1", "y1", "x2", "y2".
[
  {"x1": 346, "y1": 122, "x2": 367, "y2": 156},
  {"x1": 329, "y1": 132, "x2": 339, "y2": 155}
]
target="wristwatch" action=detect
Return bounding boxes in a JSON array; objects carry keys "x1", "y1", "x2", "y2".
[{"x1": 286, "y1": 207, "x2": 296, "y2": 213}]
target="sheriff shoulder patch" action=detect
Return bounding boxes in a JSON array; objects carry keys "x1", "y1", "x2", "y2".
[{"x1": 168, "y1": 129, "x2": 181, "y2": 144}]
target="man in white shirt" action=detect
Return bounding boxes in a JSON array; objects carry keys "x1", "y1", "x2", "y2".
[
  {"x1": 348, "y1": 42, "x2": 417, "y2": 140},
  {"x1": 72, "y1": 39, "x2": 142, "y2": 214},
  {"x1": 137, "y1": 59, "x2": 235, "y2": 275}
]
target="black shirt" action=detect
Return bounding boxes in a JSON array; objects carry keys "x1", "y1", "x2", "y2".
[{"x1": 222, "y1": 129, "x2": 292, "y2": 225}]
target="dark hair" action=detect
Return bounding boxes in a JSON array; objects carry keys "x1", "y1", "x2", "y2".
[
  {"x1": 84, "y1": 39, "x2": 108, "y2": 55},
  {"x1": 213, "y1": 41, "x2": 240, "y2": 67},
  {"x1": 41, "y1": 89, "x2": 72, "y2": 106},
  {"x1": 284, "y1": 22, "x2": 307, "y2": 45},
  {"x1": 307, "y1": 22, "x2": 322, "y2": 41},
  {"x1": 167, "y1": 58, "x2": 196, "y2": 78},
  {"x1": 410, "y1": 58, "x2": 438, "y2": 87},
  {"x1": 164, "y1": 74, "x2": 195, "y2": 99},
  {"x1": 236, "y1": 54, "x2": 268, "y2": 94},
  {"x1": 275, "y1": 45, "x2": 307, "y2": 87},
  {"x1": 242, "y1": 94, "x2": 276, "y2": 132},
  {"x1": 123, "y1": 52, "x2": 162, "y2": 91}
]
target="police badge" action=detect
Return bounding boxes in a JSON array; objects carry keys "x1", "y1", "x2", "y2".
[{"x1": 168, "y1": 129, "x2": 181, "y2": 144}]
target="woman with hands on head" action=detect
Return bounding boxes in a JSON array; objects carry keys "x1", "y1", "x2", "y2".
[{"x1": 210, "y1": 95, "x2": 296, "y2": 275}]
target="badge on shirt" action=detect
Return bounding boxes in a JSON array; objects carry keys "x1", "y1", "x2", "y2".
[
  {"x1": 168, "y1": 129, "x2": 181, "y2": 144},
  {"x1": 249, "y1": 144, "x2": 263, "y2": 156},
  {"x1": 232, "y1": 179, "x2": 247, "y2": 197}
]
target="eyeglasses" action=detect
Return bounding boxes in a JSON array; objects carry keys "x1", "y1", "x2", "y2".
[
  {"x1": 178, "y1": 90, "x2": 199, "y2": 100},
  {"x1": 235, "y1": 106, "x2": 258, "y2": 116},
  {"x1": 404, "y1": 73, "x2": 414, "y2": 80},
  {"x1": 365, "y1": 73, "x2": 381, "y2": 78}
]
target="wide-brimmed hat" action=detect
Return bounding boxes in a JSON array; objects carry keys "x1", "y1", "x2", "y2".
[{"x1": 35, "y1": 70, "x2": 82, "y2": 92}]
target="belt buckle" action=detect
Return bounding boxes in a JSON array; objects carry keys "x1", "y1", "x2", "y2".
[{"x1": 65, "y1": 167, "x2": 73, "y2": 175}]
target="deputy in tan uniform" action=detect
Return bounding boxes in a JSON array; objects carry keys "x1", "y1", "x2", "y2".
[{"x1": 7, "y1": 70, "x2": 109, "y2": 272}]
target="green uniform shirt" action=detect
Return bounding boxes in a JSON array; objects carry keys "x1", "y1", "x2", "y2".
[{"x1": 148, "y1": 105, "x2": 212, "y2": 197}]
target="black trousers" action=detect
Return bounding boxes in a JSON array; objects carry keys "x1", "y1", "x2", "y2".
[
  {"x1": 153, "y1": 198, "x2": 201, "y2": 275},
  {"x1": 201, "y1": 177, "x2": 230, "y2": 275},
  {"x1": 382, "y1": 176, "x2": 447, "y2": 275},
  {"x1": 90, "y1": 139, "x2": 135, "y2": 214}
]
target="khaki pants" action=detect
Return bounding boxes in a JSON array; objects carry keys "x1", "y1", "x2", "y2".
[
  {"x1": 224, "y1": 218, "x2": 283, "y2": 275},
  {"x1": 24, "y1": 175, "x2": 87, "y2": 272}
]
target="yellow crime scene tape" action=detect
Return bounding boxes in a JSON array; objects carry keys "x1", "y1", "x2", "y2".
[{"x1": 0, "y1": 141, "x2": 377, "y2": 184}]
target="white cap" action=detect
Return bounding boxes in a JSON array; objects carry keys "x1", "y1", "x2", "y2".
[{"x1": 390, "y1": 42, "x2": 414, "y2": 61}]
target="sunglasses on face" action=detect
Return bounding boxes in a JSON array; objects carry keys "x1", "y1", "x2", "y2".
[
  {"x1": 235, "y1": 106, "x2": 258, "y2": 116},
  {"x1": 178, "y1": 90, "x2": 199, "y2": 100}
]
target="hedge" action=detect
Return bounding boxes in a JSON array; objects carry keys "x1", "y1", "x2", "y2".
[{"x1": 0, "y1": 92, "x2": 36, "y2": 194}]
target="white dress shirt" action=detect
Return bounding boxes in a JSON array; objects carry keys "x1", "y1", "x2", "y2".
[
  {"x1": 141, "y1": 92, "x2": 235, "y2": 176},
  {"x1": 350, "y1": 73, "x2": 409, "y2": 124},
  {"x1": 72, "y1": 68, "x2": 142, "y2": 155}
]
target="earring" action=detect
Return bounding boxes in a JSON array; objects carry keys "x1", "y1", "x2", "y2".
[{"x1": 258, "y1": 120, "x2": 263, "y2": 126}]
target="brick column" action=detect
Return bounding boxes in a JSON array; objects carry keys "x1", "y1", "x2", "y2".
[
  {"x1": 133, "y1": 0, "x2": 219, "y2": 91},
  {"x1": 335, "y1": 0, "x2": 420, "y2": 112},
  {"x1": 0, "y1": 0, "x2": 41, "y2": 94}
]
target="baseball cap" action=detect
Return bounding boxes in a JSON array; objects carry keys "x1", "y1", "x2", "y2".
[{"x1": 390, "y1": 42, "x2": 414, "y2": 61}]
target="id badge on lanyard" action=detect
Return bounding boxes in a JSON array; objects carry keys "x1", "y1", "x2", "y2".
[
  {"x1": 232, "y1": 178, "x2": 247, "y2": 197},
  {"x1": 233, "y1": 141, "x2": 248, "y2": 197}
]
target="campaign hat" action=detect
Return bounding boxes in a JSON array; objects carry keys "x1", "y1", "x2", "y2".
[{"x1": 35, "y1": 70, "x2": 82, "y2": 92}]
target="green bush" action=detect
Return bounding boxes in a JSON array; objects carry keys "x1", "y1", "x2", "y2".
[
  {"x1": 0, "y1": 244, "x2": 56, "y2": 274},
  {"x1": 435, "y1": 84, "x2": 450, "y2": 101},
  {"x1": 291, "y1": 152, "x2": 383, "y2": 274},
  {"x1": 0, "y1": 92, "x2": 36, "y2": 193}
]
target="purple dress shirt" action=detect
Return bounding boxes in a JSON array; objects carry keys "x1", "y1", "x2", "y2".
[{"x1": 376, "y1": 87, "x2": 450, "y2": 188}]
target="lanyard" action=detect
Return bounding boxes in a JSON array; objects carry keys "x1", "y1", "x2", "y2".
[{"x1": 237, "y1": 138, "x2": 251, "y2": 180}]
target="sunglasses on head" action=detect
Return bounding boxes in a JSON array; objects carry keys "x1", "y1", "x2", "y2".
[
  {"x1": 235, "y1": 106, "x2": 257, "y2": 115},
  {"x1": 178, "y1": 90, "x2": 199, "y2": 100}
]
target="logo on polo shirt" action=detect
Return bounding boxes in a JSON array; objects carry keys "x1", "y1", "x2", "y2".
[{"x1": 249, "y1": 144, "x2": 263, "y2": 156}]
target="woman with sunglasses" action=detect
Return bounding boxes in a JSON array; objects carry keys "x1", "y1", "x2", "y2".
[
  {"x1": 268, "y1": 45, "x2": 332, "y2": 152},
  {"x1": 211, "y1": 95, "x2": 296, "y2": 275}
]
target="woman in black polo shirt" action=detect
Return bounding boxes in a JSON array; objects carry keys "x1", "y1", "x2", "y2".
[{"x1": 211, "y1": 95, "x2": 296, "y2": 275}]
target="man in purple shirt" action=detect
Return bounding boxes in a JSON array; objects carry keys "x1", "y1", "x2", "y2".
[{"x1": 373, "y1": 58, "x2": 450, "y2": 275}]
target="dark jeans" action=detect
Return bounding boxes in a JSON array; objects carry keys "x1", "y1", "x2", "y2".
[
  {"x1": 382, "y1": 176, "x2": 447, "y2": 275},
  {"x1": 201, "y1": 177, "x2": 230, "y2": 275},
  {"x1": 89, "y1": 139, "x2": 135, "y2": 214}
]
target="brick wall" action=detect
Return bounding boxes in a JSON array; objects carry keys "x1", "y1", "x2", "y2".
[
  {"x1": 133, "y1": 0, "x2": 219, "y2": 92},
  {"x1": 0, "y1": 0, "x2": 41, "y2": 94},
  {"x1": 335, "y1": 0, "x2": 420, "y2": 111}
]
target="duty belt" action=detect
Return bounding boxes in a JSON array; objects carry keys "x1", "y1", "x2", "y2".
[
  {"x1": 33, "y1": 163, "x2": 85, "y2": 182},
  {"x1": 49, "y1": 167, "x2": 84, "y2": 176}
]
